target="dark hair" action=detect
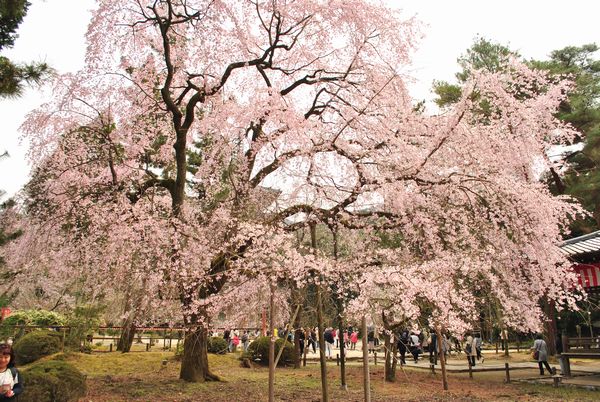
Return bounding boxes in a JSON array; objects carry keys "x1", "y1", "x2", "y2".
[
  {"x1": 536, "y1": 334, "x2": 543, "y2": 340},
  {"x1": 0, "y1": 344, "x2": 15, "y2": 367}
]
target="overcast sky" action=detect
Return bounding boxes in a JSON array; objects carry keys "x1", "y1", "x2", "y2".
[{"x1": 1, "y1": 0, "x2": 599, "y2": 199}]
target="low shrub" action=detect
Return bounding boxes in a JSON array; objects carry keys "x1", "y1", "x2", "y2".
[
  {"x1": 174, "y1": 336, "x2": 229, "y2": 358},
  {"x1": 245, "y1": 336, "x2": 294, "y2": 366},
  {"x1": 20, "y1": 360, "x2": 86, "y2": 402},
  {"x1": 13, "y1": 330, "x2": 62, "y2": 365},
  {"x1": 208, "y1": 336, "x2": 228, "y2": 354},
  {"x1": 0, "y1": 310, "x2": 65, "y2": 339}
]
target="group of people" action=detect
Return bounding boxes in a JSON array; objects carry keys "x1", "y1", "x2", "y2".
[
  {"x1": 395, "y1": 329, "x2": 455, "y2": 365},
  {"x1": 300, "y1": 327, "x2": 360, "y2": 358},
  {"x1": 219, "y1": 325, "x2": 557, "y2": 377},
  {"x1": 222, "y1": 329, "x2": 253, "y2": 353}
]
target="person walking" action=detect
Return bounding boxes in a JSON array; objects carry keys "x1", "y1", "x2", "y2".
[
  {"x1": 324, "y1": 327, "x2": 334, "y2": 358},
  {"x1": 465, "y1": 333, "x2": 477, "y2": 367},
  {"x1": 350, "y1": 331, "x2": 358, "y2": 350},
  {"x1": 409, "y1": 332, "x2": 421, "y2": 363},
  {"x1": 308, "y1": 328, "x2": 317, "y2": 353},
  {"x1": 474, "y1": 333, "x2": 483, "y2": 363},
  {"x1": 532, "y1": 334, "x2": 554, "y2": 375},
  {"x1": 397, "y1": 329, "x2": 409, "y2": 365},
  {"x1": 241, "y1": 331, "x2": 249, "y2": 352}
]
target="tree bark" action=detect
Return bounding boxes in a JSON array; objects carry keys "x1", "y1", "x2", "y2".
[
  {"x1": 316, "y1": 283, "x2": 329, "y2": 402},
  {"x1": 311, "y1": 222, "x2": 329, "y2": 402},
  {"x1": 383, "y1": 330, "x2": 396, "y2": 382},
  {"x1": 116, "y1": 320, "x2": 136, "y2": 353},
  {"x1": 436, "y1": 327, "x2": 448, "y2": 391},
  {"x1": 543, "y1": 298, "x2": 558, "y2": 356},
  {"x1": 338, "y1": 317, "x2": 347, "y2": 390},
  {"x1": 180, "y1": 325, "x2": 219, "y2": 382}
]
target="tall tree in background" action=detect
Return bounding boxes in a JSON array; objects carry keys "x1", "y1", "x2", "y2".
[
  {"x1": 531, "y1": 45, "x2": 600, "y2": 234},
  {"x1": 0, "y1": 0, "x2": 51, "y2": 98}
]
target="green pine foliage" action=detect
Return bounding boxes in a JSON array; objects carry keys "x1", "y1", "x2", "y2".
[{"x1": 0, "y1": 0, "x2": 52, "y2": 98}]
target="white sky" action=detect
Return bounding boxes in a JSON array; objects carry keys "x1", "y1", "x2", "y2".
[{"x1": 1, "y1": 0, "x2": 599, "y2": 199}]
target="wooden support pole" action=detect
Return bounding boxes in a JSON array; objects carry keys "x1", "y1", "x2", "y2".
[
  {"x1": 436, "y1": 327, "x2": 448, "y2": 391},
  {"x1": 362, "y1": 316, "x2": 371, "y2": 402},
  {"x1": 468, "y1": 360, "x2": 473, "y2": 379},
  {"x1": 268, "y1": 284, "x2": 276, "y2": 402},
  {"x1": 109, "y1": 343, "x2": 113, "y2": 352},
  {"x1": 504, "y1": 363, "x2": 510, "y2": 383}
]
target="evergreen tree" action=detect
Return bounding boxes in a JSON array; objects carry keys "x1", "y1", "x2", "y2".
[
  {"x1": 0, "y1": 0, "x2": 51, "y2": 98},
  {"x1": 531, "y1": 45, "x2": 600, "y2": 233}
]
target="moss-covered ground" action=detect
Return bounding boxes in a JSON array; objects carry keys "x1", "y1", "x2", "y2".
[{"x1": 53, "y1": 351, "x2": 600, "y2": 401}]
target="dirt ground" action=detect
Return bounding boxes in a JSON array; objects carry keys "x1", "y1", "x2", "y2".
[{"x1": 64, "y1": 351, "x2": 599, "y2": 401}]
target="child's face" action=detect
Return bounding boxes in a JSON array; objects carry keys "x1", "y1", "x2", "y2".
[{"x1": 0, "y1": 354, "x2": 10, "y2": 370}]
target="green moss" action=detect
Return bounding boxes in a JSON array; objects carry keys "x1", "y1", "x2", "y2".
[
  {"x1": 20, "y1": 360, "x2": 86, "y2": 402},
  {"x1": 13, "y1": 330, "x2": 62, "y2": 365}
]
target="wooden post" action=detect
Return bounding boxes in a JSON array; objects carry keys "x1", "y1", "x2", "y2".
[
  {"x1": 336, "y1": 353, "x2": 339, "y2": 366},
  {"x1": 109, "y1": 343, "x2": 113, "y2": 352},
  {"x1": 61, "y1": 327, "x2": 66, "y2": 352},
  {"x1": 374, "y1": 351, "x2": 377, "y2": 365},
  {"x1": 468, "y1": 359, "x2": 473, "y2": 379},
  {"x1": 430, "y1": 363, "x2": 435, "y2": 374},
  {"x1": 362, "y1": 316, "x2": 371, "y2": 402},
  {"x1": 268, "y1": 284, "x2": 276, "y2": 402},
  {"x1": 146, "y1": 343, "x2": 150, "y2": 352},
  {"x1": 504, "y1": 363, "x2": 511, "y2": 383},
  {"x1": 495, "y1": 339, "x2": 499, "y2": 354}
]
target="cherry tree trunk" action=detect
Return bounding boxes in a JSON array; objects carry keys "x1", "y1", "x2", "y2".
[
  {"x1": 180, "y1": 325, "x2": 218, "y2": 382},
  {"x1": 436, "y1": 327, "x2": 448, "y2": 391},
  {"x1": 383, "y1": 331, "x2": 397, "y2": 382},
  {"x1": 116, "y1": 321, "x2": 136, "y2": 353},
  {"x1": 316, "y1": 283, "x2": 329, "y2": 402},
  {"x1": 338, "y1": 318, "x2": 347, "y2": 390}
]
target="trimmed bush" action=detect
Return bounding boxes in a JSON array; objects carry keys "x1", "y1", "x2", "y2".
[
  {"x1": 245, "y1": 336, "x2": 294, "y2": 366},
  {"x1": 208, "y1": 336, "x2": 228, "y2": 354},
  {"x1": 13, "y1": 330, "x2": 62, "y2": 365},
  {"x1": 0, "y1": 310, "x2": 65, "y2": 339},
  {"x1": 20, "y1": 360, "x2": 86, "y2": 402},
  {"x1": 174, "y1": 336, "x2": 230, "y2": 358}
]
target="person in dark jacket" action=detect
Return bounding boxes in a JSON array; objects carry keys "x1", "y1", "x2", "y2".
[
  {"x1": 397, "y1": 330, "x2": 409, "y2": 365},
  {"x1": 0, "y1": 344, "x2": 22, "y2": 400}
]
